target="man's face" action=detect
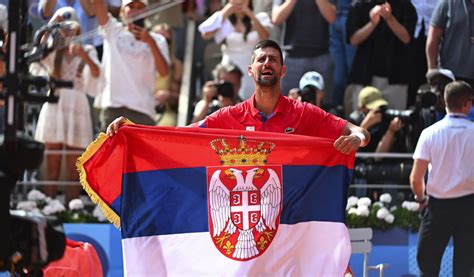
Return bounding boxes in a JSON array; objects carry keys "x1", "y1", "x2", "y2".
[
  {"x1": 218, "y1": 72, "x2": 241, "y2": 97},
  {"x1": 248, "y1": 47, "x2": 286, "y2": 87},
  {"x1": 122, "y1": 2, "x2": 146, "y2": 22}
]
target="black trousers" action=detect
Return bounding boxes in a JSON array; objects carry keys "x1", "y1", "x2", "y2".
[{"x1": 417, "y1": 194, "x2": 474, "y2": 277}]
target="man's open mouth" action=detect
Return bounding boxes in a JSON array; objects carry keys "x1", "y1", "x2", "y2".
[{"x1": 261, "y1": 69, "x2": 274, "y2": 76}]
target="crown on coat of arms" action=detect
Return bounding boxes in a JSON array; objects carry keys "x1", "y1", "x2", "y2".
[{"x1": 210, "y1": 136, "x2": 275, "y2": 166}]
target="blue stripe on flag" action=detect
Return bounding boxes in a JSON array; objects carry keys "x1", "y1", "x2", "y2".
[{"x1": 121, "y1": 165, "x2": 352, "y2": 238}]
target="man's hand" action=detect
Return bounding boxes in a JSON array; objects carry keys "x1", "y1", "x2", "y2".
[
  {"x1": 360, "y1": 109, "x2": 382, "y2": 129},
  {"x1": 388, "y1": 117, "x2": 404, "y2": 133},
  {"x1": 129, "y1": 24, "x2": 153, "y2": 44},
  {"x1": 333, "y1": 135, "x2": 362, "y2": 154},
  {"x1": 106, "y1": 116, "x2": 127, "y2": 137},
  {"x1": 203, "y1": 81, "x2": 218, "y2": 102},
  {"x1": 68, "y1": 44, "x2": 87, "y2": 59}
]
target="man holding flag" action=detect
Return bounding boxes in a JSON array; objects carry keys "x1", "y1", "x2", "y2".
[
  {"x1": 87, "y1": 39, "x2": 370, "y2": 275},
  {"x1": 108, "y1": 40, "x2": 370, "y2": 153}
]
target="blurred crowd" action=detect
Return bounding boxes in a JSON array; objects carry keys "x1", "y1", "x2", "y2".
[{"x1": 0, "y1": 0, "x2": 472, "y2": 201}]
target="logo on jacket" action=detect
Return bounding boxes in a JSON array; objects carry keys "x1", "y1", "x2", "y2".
[{"x1": 207, "y1": 137, "x2": 282, "y2": 261}]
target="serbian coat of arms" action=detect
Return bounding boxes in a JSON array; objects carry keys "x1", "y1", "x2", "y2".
[{"x1": 207, "y1": 137, "x2": 282, "y2": 261}]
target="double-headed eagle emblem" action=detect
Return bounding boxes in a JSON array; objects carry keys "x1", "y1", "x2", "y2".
[{"x1": 208, "y1": 137, "x2": 282, "y2": 261}]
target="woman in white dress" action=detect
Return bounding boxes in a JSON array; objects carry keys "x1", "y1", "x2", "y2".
[
  {"x1": 34, "y1": 7, "x2": 100, "y2": 202},
  {"x1": 198, "y1": 0, "x2": 272, "y2": 100}
]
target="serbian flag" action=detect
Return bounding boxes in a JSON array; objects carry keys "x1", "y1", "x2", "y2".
[{"x1": 77, "y1": 124, "x2": 354, "y2": 276}]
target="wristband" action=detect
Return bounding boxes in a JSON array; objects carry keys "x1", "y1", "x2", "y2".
[{"x1": 353, "y1": 131, "x2": 366, "y2": 145}]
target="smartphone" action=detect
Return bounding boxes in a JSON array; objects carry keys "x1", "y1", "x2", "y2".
[{"x1": 134, "y1": 18, "x2": 145, "y2": 28}]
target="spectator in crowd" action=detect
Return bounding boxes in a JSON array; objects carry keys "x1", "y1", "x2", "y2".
[
  {"x1": 425, "y1": 68, "x2": 455, "y2": 121},
  {"x1": 345, "y1": 0, "x2": 417, "y2": 112},
  {"x1": 426, "y1": 0, "x2": 474, "y2": 88},
  {"x1": 406, "y1": 0, "x2": 436, "y2": 107},
  {"x1": 272, "y1": 0, "x2": 336, "y2": 105},
  {"x1": 192, "y1": 80, "x2": 220, "y2": 123},
  {"x1": 410, "y1": 81, "x2": 474, "y2": 276},
  {"x1": 34, "y1": 7, "x2": 100, "y2": 202},
  {"x1": 39, "y1": 0, "x2": 122, "y2": 59},
  {"x1": 198, "y1": 0, "x2": 272, "y2": 100},
  {"x1": 329, "y1": 0, "x2": 356, "y2": 108},
  {"x1": 298, "y1": 71, "x2": 326, "y2": 108},
  {"x1": 205, "y1": 81, "x2": 236, "y2": 116},
  {"x1": 193, "y1": 63, "x2": 243, "y2": 123},
  {"x1": 109, "y1": 40, "x2": 371, "y2": 156},
  {"x1": 153, "y1": 23, "x2": 183, "y2": 127},
  {"x1": 191, "y1": 64, "x2": 243, "y2": 122},
  {"x1": 287, "y1": 87, "x2": 301, "y2": 101},
  {"x1": 90, "y1": 0, "x2": 170, "y2": 129},
  {"x1": 349, "y1": 86, "x2": 405, "y2": 153},
  {"x1": 212, "y1": 62, "x2": 243, "y2": 102}
]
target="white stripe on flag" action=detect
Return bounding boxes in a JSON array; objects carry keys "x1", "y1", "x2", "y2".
[{"x1": 122, "y1": 221, "x2": 351, "y2": 276}]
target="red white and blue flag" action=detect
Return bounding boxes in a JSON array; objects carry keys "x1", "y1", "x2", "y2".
[{"x1": 78, "y1": 124, "x2": 354, "y2": 276}]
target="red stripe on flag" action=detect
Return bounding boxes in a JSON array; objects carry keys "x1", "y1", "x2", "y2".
[{"x1": 109, "y1": 125, "x2": 354, "y2": 173}]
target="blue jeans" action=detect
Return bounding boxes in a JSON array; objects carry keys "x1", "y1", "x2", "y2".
[{"x1": 329, "y1": 14, "x2": 356, "y2": 107}]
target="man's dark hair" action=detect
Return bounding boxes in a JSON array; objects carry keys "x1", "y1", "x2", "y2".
[
  {"x1": 212, "y1": 63, "x2": 243, "y2": 80},
  {"x1": 252, "y1": 40, "x2": 284, "y2": 65},
  {"x1": 444, "y1": 81, "x2": 473, "y2": 110}
]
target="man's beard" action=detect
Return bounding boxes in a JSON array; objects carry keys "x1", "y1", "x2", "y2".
[{"x1": 256, "y1": 75, "x2": 278, "y2": 86}]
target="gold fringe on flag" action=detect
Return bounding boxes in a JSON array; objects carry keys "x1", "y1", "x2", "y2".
[{"x1": 76, "y1": 119, "x2": 134, "y2": 229}]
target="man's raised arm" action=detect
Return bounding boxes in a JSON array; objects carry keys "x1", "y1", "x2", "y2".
[{"x1": 91, "y1": 0, "x2": 109, "y2": 26}]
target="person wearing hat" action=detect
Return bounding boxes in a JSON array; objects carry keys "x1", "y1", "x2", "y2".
[
  {"x1": 425, "y1": 68, "x2": 455, "y2": 121},
  {"x1": 349, "y1": 86, "x2": 404, "y2": 153},
  {"x1": 298, "y1": 71, "x2": 325, "y2": 107},
  {"x1": 34, "y1": 7, "x2": 101, "y2": 203},
  {"x1": 90, "y1": 0, "x2": 170, "y2": 129},
  {"x1": 39, "y1": 0, "x2": 122, "y2": 58}
]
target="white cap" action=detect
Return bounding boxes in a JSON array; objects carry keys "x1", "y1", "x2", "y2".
[
  {"x1": 426, "y1": 68, "x2": 455, "y2": 82},
  {"x1": 299, "y1": 71, "x2": 325, "y2": 91},
  {"x1": 122, "y1": 0, "x2": 149, "y2": 7},
  {"x1": 50, "y1": 7, "x2": 79, "y2": 24}
]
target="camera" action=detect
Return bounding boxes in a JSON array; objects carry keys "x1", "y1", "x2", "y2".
[
  {"x1": 380, "y1": 106, "x2": 417, "y2": 125},
  {"x1": 206, "y1": 81, "x2": 234, "y2": 115},
  {"x1": 215, "y1": 81, "x2": 234, "y2": 99}
]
